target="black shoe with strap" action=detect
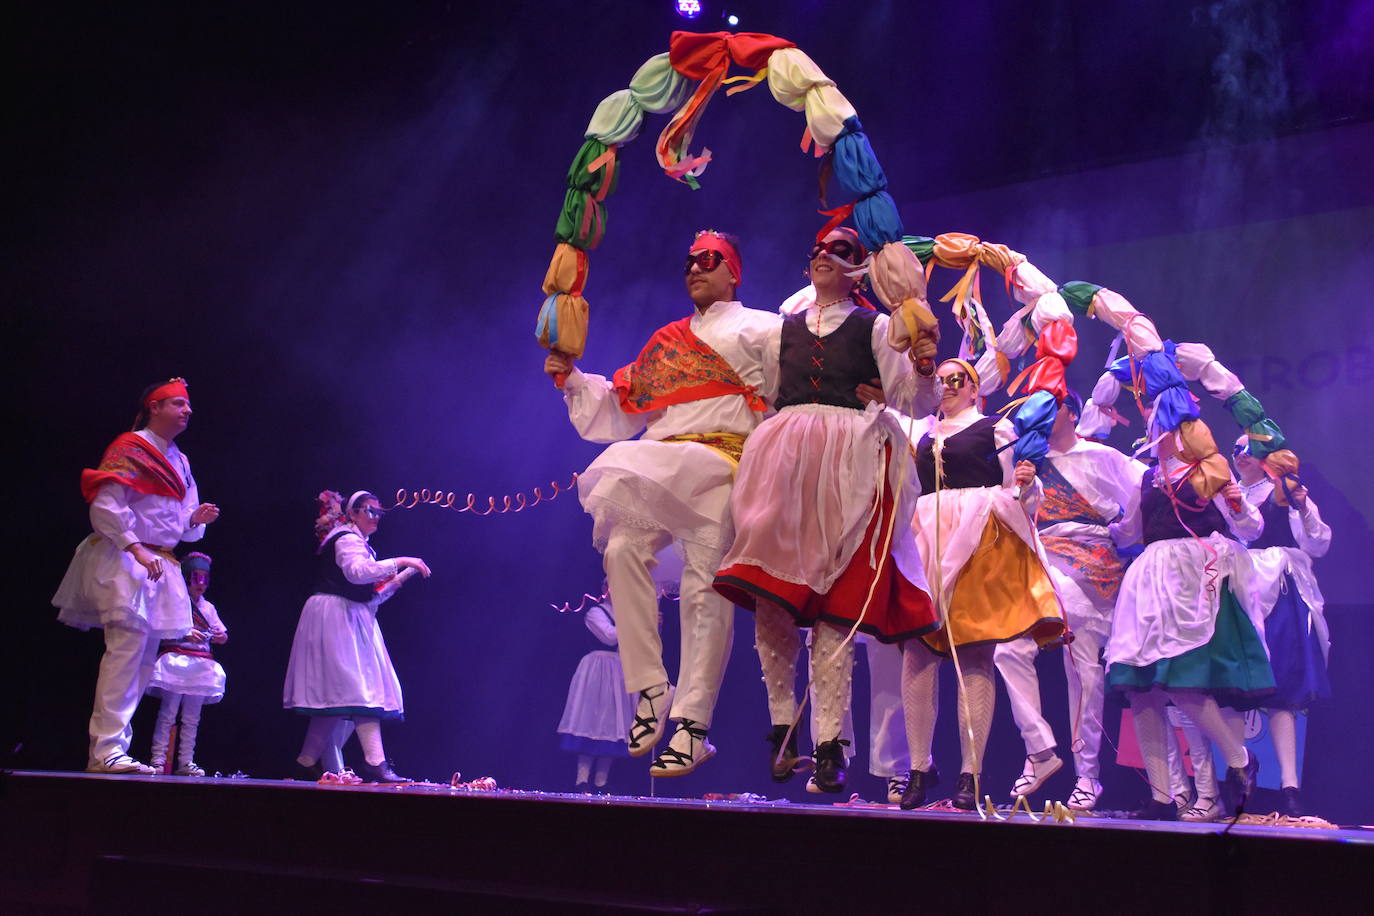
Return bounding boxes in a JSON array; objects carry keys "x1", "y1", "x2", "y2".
[
  {"x1": 1279, "y1": 786, "x2": 1304, "y2": 818},
  {"x1": 649, "y1": 719, "x2": 715, "y2": 777},
  {"x1": 1224, "y1": 750, "x2": 1260, "y2": 815},
  {"x1": 812, "y1": 738, "x2": 850, "y2": 794},
  {"x1": 766, "y1": 724, "x2": 803, "y2": 783},
  {"x1": 1132, "y1": 797, "x2": 1179, "y2": 821},
  {"x1": 951, "y1": 772, "x2": 978, "y2": 810},
  {"x1": 356, "y1": 759, "x2": 411, "y2": 784},
  {"x1": 899, "y1": 766, "x2": 941, "y2": 810}
]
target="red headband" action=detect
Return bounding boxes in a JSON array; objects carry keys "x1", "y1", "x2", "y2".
[
  {"x1": 145, "y1": 378, "x2": 188, "y2": 407},
  {"x1": 690, "y1": 231, "x2": 742, "y2": 288}
]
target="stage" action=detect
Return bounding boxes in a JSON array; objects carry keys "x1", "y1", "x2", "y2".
[{"x1": 2, "y1": 770, "x2": 1368, "y2": 914}]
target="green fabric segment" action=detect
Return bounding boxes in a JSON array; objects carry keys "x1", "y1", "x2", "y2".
[
  {"x1": 1108, "y1": 585, "x2": 1275, "y2": 696},
  {"x1": 1223, "y1": 390, "x2": 1266, "y2": 426},
  {"x1": 1246, "y1": 419, "x2": 1288, "y2": 457},
  {"x1": 901, "y1": 235, "x2": 934, "y2": 266},
  {"x1": 1057, "y1": 281, "x2": 1102, "y2": 316},
  {"x1": 1223, "y1": 391, "x2": 1288, "y2": 456},
  {"x1": 555, "y1": 139, "x2": 617, "y2": 248},
  {"x1": 555, "y1": 188, "x2": 606, "y2": 250}
]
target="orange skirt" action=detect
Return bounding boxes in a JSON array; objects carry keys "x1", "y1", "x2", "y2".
[{"x1": 921, "y1": 515, "x2": 1064, "y2": 656}]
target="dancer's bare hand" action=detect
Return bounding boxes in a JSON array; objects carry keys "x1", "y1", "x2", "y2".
[
  {"x1": 191, "y1": 503, "x2": 220, "y2": 526},
  {"x1": 856, "y1": 378, "x2": 885, "y2": 405},
  {"x1": 129, "y1": 543, "x2": 163, "y2": 581},
  {"x1": 544, "y1": 351, "x2": 575, "y2": 378},
  {"x1": 398, "y1": 557, "x2": 432, "y2": 578},
  {"x1": 1288, "y1": 483, "x2": 1309, "y2": 511},
  {"x1": 211, "y1": 629, "x2": 229, "y2": 645},
  {"x1": 909, "y1": 333, "x2": 939, "y2": 376},
  {"x1": 1014, "y1": 460, "x2": 1036, "y2": 488}
]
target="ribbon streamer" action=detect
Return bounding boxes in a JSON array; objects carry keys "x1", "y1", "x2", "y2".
[{"x1": 390, "y1": 474, "x2": 580, "y2": 516}]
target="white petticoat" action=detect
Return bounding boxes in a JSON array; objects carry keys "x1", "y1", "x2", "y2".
[
  {"x1": 1104, "y1": 533, "x2": 1265, "y2": 669},
  {"x1": 282, "y1": 593, "x2": 403, "y2": 716},
  {"x1": 148, "y1": 652, "x2": 226, "y2": 703},
  {"x1": 578, "y1": 438, "x2": 736, "y2": 551},
  {"x1": 557, "y1": 650, "x2": 633, "y2": 742},
  {"x1": 721, "y1": 402, "x2": 927, "y2": 594},
  {"x1": 52, "y1": 534, "x2": 192, "y2": 638}
]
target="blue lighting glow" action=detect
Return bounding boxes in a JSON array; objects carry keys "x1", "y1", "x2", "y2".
[{"x1": 676, "y1": 0, "x2": 702, "y2": 20}]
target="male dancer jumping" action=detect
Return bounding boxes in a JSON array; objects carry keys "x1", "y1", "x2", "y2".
[{"x1": 545, "y1": 231, "x2": 779, "y2": 776}]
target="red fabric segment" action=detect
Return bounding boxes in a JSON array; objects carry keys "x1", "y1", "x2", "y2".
[
  {"x1": 714, "y1": 448, "x2": 937, "y2": 643},
  {"x1": 668, "y1": 31, "x2": 795, "y2": 79},
  {"x1": 612, "y1": 317, "x2": 766, "y2": 414},
  {"x1": 80, "y1": 432, "x2": 186, "y2": 503},
  {"x1": 1035, "y1": 318, "x2": 1077, "y2": 363}
]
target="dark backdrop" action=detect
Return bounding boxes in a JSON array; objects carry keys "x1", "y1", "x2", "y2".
[{"x1": 7, "y1": 1, "x2": 1373, "y2": 819}]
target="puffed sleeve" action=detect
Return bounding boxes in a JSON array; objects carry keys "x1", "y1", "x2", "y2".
[
  {"x1": 584, "y1": 603, "x2": 618, "y2": 647},
  {"x1": 1289, "y1": 498, "x2": 1332, "y2": 558},
  {"x1": 90, "y1": 482, "x2": 139, "y2": 550},
  {"x1": 334, "y1": 533, "x2": 398, "y2": 585},
  {"x1": 562, "y1": 369, "x2": 652, "y2": 443}
]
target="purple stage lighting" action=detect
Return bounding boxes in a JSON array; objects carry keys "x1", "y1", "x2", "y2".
[{"x1": 676, "y1": 0, "x2": 702, "y2": 21}]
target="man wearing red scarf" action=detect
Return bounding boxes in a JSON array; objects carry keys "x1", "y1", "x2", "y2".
[
  {"x1": 544, "y1": 231, "x2": 780, "y2": 777},
  {"x1": 53, "y1": 379, "x2": 221, "y2": 774}
]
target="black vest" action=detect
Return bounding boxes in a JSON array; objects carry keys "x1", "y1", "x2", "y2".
[
  {"x1": 916, "y1": 416, "x2": 1004, "y2": 492},
  {"x1": 1248, "y1": 494, "x2": 1296, "y2": 550},
  {"x1": 1140, "y1": 467, "x2": 1233, "y2": 545},
  {"x1": 314, "y1": 530, "x2": 378, "y2": 603},
  {"x1": 775, "y1": 308, "x2": 881, "y2": 410}
]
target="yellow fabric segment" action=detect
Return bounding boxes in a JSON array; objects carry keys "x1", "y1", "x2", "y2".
[
  {"x1": 537, "y1": 293, "x2": 590, "y2": 359},
  {"x1": 922, "y1": 515, "x2": 1063, "y2": 655},
  {"x1": 765, "y1": 47, "x2": 854, "y2": 149},
  {"x1": 541, "y1": 243, "x2": 587, "y2": 296},
  {"x1": 1176, "y1": 419, "x2": 1230, "y2": 500},
  {"x1": 661, "y1": 432, "x2": 747, "y2": 468}
]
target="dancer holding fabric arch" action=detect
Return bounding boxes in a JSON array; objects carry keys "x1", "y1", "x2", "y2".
[
  {"x1": 714, "y1": 227, "x2": 940, "y2": 793},
  {"x1": 899, "y1": 358, "x2": 1065, "y2": 811},
  {"x1": 546, "y1": 230, "x2": 780, "y2": 777},
  {"x1": 993, "y1": 394, "x2": 1146, "y2": 810},
  {"x1": 1104, "y1": 433, "x2": 1269, "y2": 820}
]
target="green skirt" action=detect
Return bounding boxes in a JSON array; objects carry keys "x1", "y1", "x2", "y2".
[{"x1": 1108, "y1": 585, "x2": 1276, "y2": 709}]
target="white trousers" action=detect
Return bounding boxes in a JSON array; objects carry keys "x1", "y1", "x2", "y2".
[
  {"x1": 603, "y1": 527, "x2": 734, "y2": 726},
  {"x1": 994, "y1": 623, "x2": 1107, "y2": 780},
  {"x1": 807, "y1": 636, "x2": 909, "y2": 777},
  {"x1": 89, "y1": 623, "x2": 160, "y2": 764}
]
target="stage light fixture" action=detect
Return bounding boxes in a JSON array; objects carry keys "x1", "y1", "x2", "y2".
[
  {"x1": 727, "y1": 14, "x2": 739, "y2": 26},
  {"x1": 676, "y1": 0, "x2": 702, "y2": 20}
]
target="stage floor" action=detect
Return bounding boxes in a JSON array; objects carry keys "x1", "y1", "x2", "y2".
[{"x1": 4, "y1": 769, "x2": 1371, "y2": 914}]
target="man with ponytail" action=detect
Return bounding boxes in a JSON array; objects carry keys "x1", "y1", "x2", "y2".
[{"x1": 53, "y1": 378, "x2": 220, "y2": 774}]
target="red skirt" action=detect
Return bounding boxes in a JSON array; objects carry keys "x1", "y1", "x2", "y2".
[{"x1": 715, "y1": 468, "x2": 937, "y2": 644}]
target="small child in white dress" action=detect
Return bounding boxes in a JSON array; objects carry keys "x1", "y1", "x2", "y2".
[
  {"x1": 147, "y1": 551, "x2": 227, "y2": 776},
  {"x1": 557, "y1": 591, "x2": 634, "y2": 788}
]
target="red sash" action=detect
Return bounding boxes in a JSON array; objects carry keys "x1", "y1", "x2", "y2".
[
  {"x1": 613, "y1": 317, "x2": 766, "y2": 414},
  {"x1": 80, "y1": 432, "x2": 186, "y2": 503}
]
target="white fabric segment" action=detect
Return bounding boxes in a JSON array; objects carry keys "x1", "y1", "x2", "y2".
[
  {"x1": 1174, "y1": 342, "x2": 1245, "y2": 400},
  {"x1": 1029, "y1": 291, "x2": 1072, "y2": 333},
  {"x1": 148, "y1": 653, "x2": 226, "y2": 702},
  {"x1": 765, "y1": 47, "x2": 855, "y2": 149},
  {"x1": 1009, "y1": 260, "x2": 1057, "y2": 305}
]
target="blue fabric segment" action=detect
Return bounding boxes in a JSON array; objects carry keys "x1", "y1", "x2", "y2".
[
  {"x1": 1108, "y1": 341, "x2": 1198, "y2": 431},
  {"x1": 831, "y1": 116, "x2": 904, "y2": 248},
  {"x1": 536, "y1": 292, "x2": 559, "y2": 346},
  {"x1": 1012, "y1": 390, "x2": 1058, "y2": 467}
]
